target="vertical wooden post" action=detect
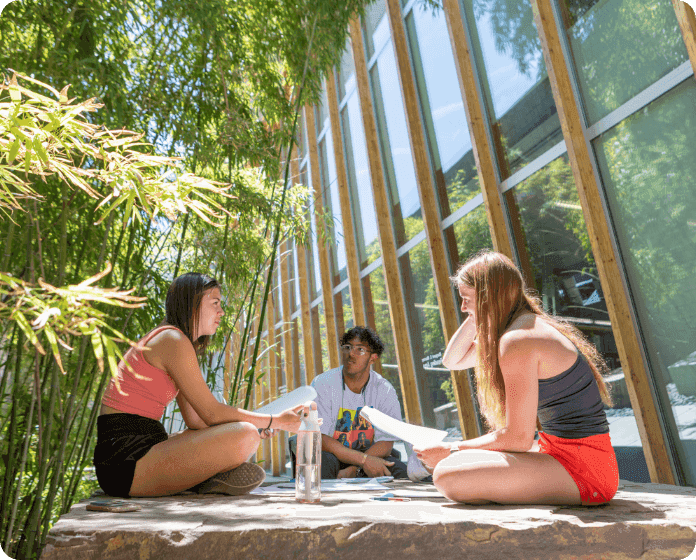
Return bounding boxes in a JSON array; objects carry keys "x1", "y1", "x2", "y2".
[
  {"x1": 532, "y1": 0, "x2": 675, "y2": 484},
  {"x1": 305, "y1": 104, "x2": 340, "y2": 369},
  {"x1": 349, "y1": 16, "x2": 422, "y2": 424},
  {"x1": 384, "y1": 0, "x2": 479, "y2": 437},
  {"x1": 325, "y1": 69, "x2": 367, "y2": 327},
  {"x1": 673, "y1": 0, "x2": 696, "y2": 76},
  {"x1": 293, "y1": 147, "x2": 316, "y2": 385},
  {"x1": 441, "y1": 0, "x2": 514, "y2": 259}
]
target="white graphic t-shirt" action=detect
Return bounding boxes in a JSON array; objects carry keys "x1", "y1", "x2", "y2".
[{"x1": 311, "y1": 366, "x2": 402, "y2": 452}]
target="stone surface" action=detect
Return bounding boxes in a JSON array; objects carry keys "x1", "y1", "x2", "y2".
[{"x1": 41, "y1": 480, "x2": 696, "y2": 560}]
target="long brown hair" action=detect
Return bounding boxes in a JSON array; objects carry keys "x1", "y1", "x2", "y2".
[
  {"x1": 452, "y1": 250, "x2": 612, "y2": 430},
  {"x1": 165, "y1": 272, "x2": 220, "y2": 354}
]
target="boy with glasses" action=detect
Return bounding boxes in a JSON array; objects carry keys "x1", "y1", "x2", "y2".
[{"x1": 306, "y1": 326, "x2": 407, "y2": 479}]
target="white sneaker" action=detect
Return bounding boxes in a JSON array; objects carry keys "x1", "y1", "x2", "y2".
[{"x1": 407, "y1": 451, "x2": 432, "y2": 482}]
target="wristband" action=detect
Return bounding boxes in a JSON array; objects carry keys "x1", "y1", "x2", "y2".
[{"x1": 266, "y1": 414, "x2": 273, "y2": 430}]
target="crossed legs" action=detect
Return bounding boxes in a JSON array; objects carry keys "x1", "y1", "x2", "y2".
[
  {"x1": 433, "y1": 449, "x2": 582, "y2": 505},
  {"x1": 129, "y1": 421, "x2": 260, "y2": 497}
]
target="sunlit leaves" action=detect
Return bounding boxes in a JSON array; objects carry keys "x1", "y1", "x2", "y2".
[
  {"x1": 1, "y1": 73, "x2": 233, "y2": 227},
  {"x1": 0, "y1": 264, "x2": 146, "y2": 376}
]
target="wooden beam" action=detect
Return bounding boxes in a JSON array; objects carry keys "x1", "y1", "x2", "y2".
[
  {"x1": 349, "y1": 16, "x2": 422, "y2": 424},
  {"x1": 325, "y1": 69, "x2": 367, "y2": 327},
  {"x1": 441, "y1": 0, "x2": 514, "y2": 259},
  {"x1": 304, "y1": 104, "x2": 340, "y2": 369},
  {"x1": 384, "y1": 0, "x2": 479, "y2": 437},
  {"x1": 293, "y1": 147, "x2": 316, "y2": 385},
  {"x1": 532, "y1": 0, "x2": 675, "y2": 484},
  {"x1": 673, "y1": 0, "x2": 696, "y2": 77}
]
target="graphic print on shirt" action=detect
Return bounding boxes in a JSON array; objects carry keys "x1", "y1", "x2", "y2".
[{"x1": 333, "y1": 406, "x2": 374, "y2": 451}]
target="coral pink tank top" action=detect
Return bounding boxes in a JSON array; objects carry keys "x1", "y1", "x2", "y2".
[{"x1": 101, "y1": 325, "x2": 180, "y2": 420}]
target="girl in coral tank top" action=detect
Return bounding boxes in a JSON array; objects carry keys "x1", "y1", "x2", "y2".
[{"x1": 94, "y1": 272, "x2": 308, "y2": 498}]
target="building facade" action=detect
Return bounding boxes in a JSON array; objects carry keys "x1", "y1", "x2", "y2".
[{"x1": 252, "y1": 0, "x2": 696, "y2": 487}]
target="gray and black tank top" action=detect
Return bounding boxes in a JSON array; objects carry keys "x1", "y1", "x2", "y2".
[{"x1": 537, "y1": 352, "x2": 609, "y2": 439}]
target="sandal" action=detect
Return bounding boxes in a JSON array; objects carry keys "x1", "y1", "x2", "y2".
[{"x1": 195, "y1": 462, "x2": 266, "y2": 496}]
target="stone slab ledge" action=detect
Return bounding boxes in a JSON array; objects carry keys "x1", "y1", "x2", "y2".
[{"x1": 41, "y1": 479, "x2": 696, "y2": 560}]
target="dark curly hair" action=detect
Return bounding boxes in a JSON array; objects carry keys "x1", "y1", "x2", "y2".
[{"x1": 341, "y1": 326, "x2": 385, "y2": 357}]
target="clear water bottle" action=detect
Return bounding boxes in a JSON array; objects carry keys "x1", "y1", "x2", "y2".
[{"x1": 296, "y1": 408, "x2": 321, "y2": 503}]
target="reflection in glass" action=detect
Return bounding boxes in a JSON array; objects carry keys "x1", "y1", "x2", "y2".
[
  {"x1": 509, "y1": 155, "x2": 649, "y2": 482},
  {"x1": 314, "y1": 301, "x2": 328, "y2": 373},
  {"x1": 316, "y1": 80, "x2": 330, "y2": 135},
  {"x1": 407, "y1": 4, "x2": 474, "y2": 218},
  {"x1": 370, "y1": 20, "x2": 421, "y2": 246},
  {"x1": 451, "y1": 204, "x2": 493, "y2": 264},
  {"x1": 362, "y1": 266, "x2": 404, "y2": 415},
  {"x1": 339, "y1": 285, "x2": 354, "y2": 335},
  {"x1": 318, "y1": 132, "x2": 348, "y2": 284},
  {"x1": 342, "y1": 92, "x2": 381, "y2": 266},
  {"x1": 339, "y1": 41, "x2": 356, "y2": 100},
  {"x1": 560, "y1": 0, "x2": 688, "y2": 124},
  {"x1": 305, "y1": 162, "x2": 321, "y2": 300},
  {"x1": 466, "y1": 0, "x2": 561, "y2": 177},
  {"x1": 595, "y1": 80, "x2": 696, "y2": 485},
  {"x1": 363, "y1": 0, "x2": 388, "y2": 59},
  {"x1": 400, "y1": 239, "x2": 446, "y2": 428}
]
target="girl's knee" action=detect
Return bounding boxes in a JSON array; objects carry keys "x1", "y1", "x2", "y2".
[{"x1": 236, "y1": 421, "x2": 261, "y2": 445}]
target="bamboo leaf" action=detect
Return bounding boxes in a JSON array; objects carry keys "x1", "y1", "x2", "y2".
[
  {"x1": 7, "y1": 139, "x2": 20, "y2": 163},
  {"x1": 11, "y1": 309, "x2": 46, "y2": 355},
  {"x1": 90, "y1": 332, "x2": 104, "y2": 373},
  {"x1": 33, "y1": 137, "x2": 48, "y2": 164},
  {"x1": 42, "y1": 327, "x2": 65, "y2": 374}
]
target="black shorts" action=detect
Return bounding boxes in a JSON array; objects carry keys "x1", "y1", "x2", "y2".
[{"x1": 93, "y1": 413, "x2": 168, "y2": 498}]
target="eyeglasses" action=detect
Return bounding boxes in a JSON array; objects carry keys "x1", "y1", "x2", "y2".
[{"x1": 340, "y1": 344, "x2": 370, "y2": 356}]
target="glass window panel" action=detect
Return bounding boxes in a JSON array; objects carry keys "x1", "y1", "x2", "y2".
[
  {"x1": 364, "y1": 0, "x2": 389, "y2": 59},
  {"x1": 339, "y1": 41, "x2": 357, "y2": 100},
  {"x1": 342, "y1": 92, "x2": 381, "y2": 267},
  {"x1": 508, "y1": 155, "x2": 648, "y2": 482},
  {"x1": 340, "y1": 285, "x2": 354, "y2": 333},
  {"x1": 407, "y1": 6, "x2": 479, "y2": 219},
  {"x1": 595, "y1": 80, "x2": 696, "y2": 485},
  {"x1": 408, "y1": 7, "x2": 471, "y2": 175},
  {"x1": 399, "y1": 239, "x2": 446, "y2": 428},
  {"x1": 450, "y1": 203, "x2": 492, "y2": 264},
  {"x1": 296, "y1": 322, "x2": 307, "y2": 387},
  {"x1": 291, "y1": 240, "x2": 300, "y2": 313},
  {"x1": 560, "y1": 0, "x2": 689, "y2": 124},
  {"x1": 370, "y1": 34, "x2": 421, "y2": 246},
  {"x1": 316, "y1": 79, "x2": 330, "y2": 136},
  {"x1": 314, "y1": 300, "x2": 328, "y2": 373},
  {"x1": 318, "y1": 132, "x2": 348, "y2": 284},
  {"x1": 299, "y1": 113, "x2": 308, "y2": 161},
  {"x1": 466, "y1": 0, "x2": 562, "y2": 177},
  {"x1": 363, "y1": 267, "x2": 404, "y2": 415}
]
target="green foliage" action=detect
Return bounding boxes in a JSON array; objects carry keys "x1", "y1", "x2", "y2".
[{"x1": 0, "y1": 1, "x2": 379, "y2": 557}]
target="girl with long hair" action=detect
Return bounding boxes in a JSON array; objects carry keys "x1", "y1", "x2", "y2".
[
  {"x1": 415, "y1": 251, "x2": 618, "y2": 505},
  {"x1": 94, "y1": 272, "x2": 307, "y2": 498}
]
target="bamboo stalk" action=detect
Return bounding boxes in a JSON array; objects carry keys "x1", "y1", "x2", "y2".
[{"x1": 4, "y1": 382, "x2": 37, "y2": 551}]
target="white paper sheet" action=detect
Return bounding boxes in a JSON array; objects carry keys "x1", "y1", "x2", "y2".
[
  {"x1": 254, "y1": 385, "x2": 317, "y2": 415},
  {"x1": 359, "y1": 407, "x2": 447, "y2": 447}
]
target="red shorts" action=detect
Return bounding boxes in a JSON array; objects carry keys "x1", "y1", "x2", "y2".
[{"x1": 538, "y1": 432, "x2": 619, "y2": 505}]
